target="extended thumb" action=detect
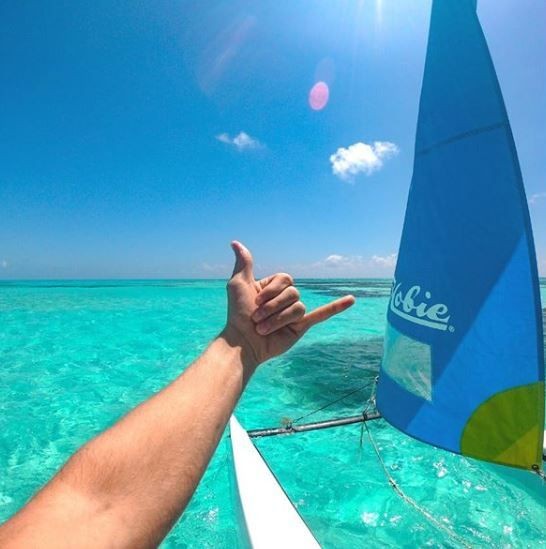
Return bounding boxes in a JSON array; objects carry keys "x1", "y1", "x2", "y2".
[{"x1": 231, "y1": 241, "x2": 254, "y2": 279}]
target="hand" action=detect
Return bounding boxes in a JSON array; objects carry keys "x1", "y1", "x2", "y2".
[{"x1": 222, "y1": 241, "x2": 355, "y2": 369}]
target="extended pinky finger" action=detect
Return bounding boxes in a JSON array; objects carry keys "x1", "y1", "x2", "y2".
[
  {"x1": 294, "y1": 295, "x2": 355, "y2": 334},
  {"x1": 256, "y1": 301, "x2": 306, "y2": 335}
]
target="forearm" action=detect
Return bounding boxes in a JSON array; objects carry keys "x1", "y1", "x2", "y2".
[{"x1": 1, "y1": 332, "x2": 255, "y2": 548}]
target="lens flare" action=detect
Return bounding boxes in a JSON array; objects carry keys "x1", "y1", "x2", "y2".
[{"x1": 308, "y1": 81, "x2": 329, "y2": 111}]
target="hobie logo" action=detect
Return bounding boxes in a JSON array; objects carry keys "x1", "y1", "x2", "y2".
[{"x1": 389, "y1": 280, "x2": 452, "y2": 331}]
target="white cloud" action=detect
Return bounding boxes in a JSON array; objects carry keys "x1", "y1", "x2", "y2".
[
  {"x1": 330, "y1": 141, "x2": 399, "y2": 181},
  {"x1": 371, "y1": 253, "x2": 397, "y2": 268},
  {"x1": 216, "y1": 131, "x2": 262, "y2": 151},
  {"x1": 305, "y1": 252, "x2": 397, "y2": 277},
  {"x1": 528, "y1": 192, "x2": 546, "y2": 205},
  {"x1": 324, "y1": 254, "x2": 349, "y2": 266}
]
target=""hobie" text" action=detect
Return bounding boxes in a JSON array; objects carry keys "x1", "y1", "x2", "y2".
[{"x1": 389, "y1": 281, "x2": 451, "y2": 331}]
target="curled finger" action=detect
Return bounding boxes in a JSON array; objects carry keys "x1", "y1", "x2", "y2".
[
  {"x1": 255, "y1": 273, "x2": 294, "y2": 306},
  {"x1": 252, "y1": 286, "x2": 300, "y2": 323},
  {"x1": 256, "y1": 301, "x2": 306, "y2": 335}
]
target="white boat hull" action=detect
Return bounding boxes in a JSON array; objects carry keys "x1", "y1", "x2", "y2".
[{"x1": 229, "y1": 416, "x2": 320, "y2": 549}]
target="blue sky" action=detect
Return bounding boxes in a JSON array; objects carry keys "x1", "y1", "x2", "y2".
[{"x1": 1, "y1": 0, "x2": 544, "y2": 279}]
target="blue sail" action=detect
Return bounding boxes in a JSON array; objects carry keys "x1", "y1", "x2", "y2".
[{"x1": 376, "y1": 0, "x2": 544, "y2": 470}]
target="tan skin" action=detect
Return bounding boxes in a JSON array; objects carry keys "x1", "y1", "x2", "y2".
[{"x1": 0, "y1": 241, "x2": 355, "y2": 548}]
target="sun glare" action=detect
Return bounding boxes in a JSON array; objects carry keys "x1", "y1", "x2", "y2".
[{"x1": 308, "y1": 81, "x2": 329, "y2": 111}]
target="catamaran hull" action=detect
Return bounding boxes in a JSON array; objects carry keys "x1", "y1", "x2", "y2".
[{"x1": 229, "y1": 416, "x2": 320, "y2": 549}]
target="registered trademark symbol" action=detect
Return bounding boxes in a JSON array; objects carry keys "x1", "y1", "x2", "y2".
[{"x1": 448, "y1": 326, "x2": 455, "y2": 333}]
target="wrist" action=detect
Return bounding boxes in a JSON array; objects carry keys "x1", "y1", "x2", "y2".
[{"x1": 217, "y1": 326, "x2": 260, "y2": 377}]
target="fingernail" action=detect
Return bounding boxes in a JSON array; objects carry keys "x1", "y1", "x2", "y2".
[
  {"x1": 255, "y1": 294, "x2": 263, "y2": 305},
  {"x1": 257, "y1": 322, "x2": 269, "y2": 335}
]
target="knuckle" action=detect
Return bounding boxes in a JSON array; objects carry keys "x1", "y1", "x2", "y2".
[
  {"x1": 227, "y1": 276, "x2": 243, "y2": 292},
  {"x1": 226, "y1": 278, "x2": 236, "y2": 291},
  {"x1": 280, "y1": 272, "x2": 293, "y2": 285},
  {"x1": 285, "y1": 286, "x2": 299, "y2": 300}
]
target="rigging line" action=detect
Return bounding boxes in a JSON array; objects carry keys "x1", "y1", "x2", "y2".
[
  {"x1": 360, "y1": 376, "x2": 379, "y2": 449},
  {"x1": 363, "y1": 421, "x2": 474, "y2": 549},
  {"x1": 363, "y1": 376, "x2": 379, "y2": 415},
  {"x1": 292, "y1": 380, "x2": 374, "y2": 425}
]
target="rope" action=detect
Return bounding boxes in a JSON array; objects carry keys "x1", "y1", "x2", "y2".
[
  {"x1": 363, "y1": 376, "x2": 378, "y2": 415},
  {"x1": 364, "y1": 421, "x2": 474, "y2": 549},
  {"x1": 360, "y1": 376, "x2": 378, "y2": 449},
  {"x1": 292, "y1": 380, "x2": 374, "y2": 425},
  {"x1": 362, "y1": 378, "x2": 473, "y2": 546}
]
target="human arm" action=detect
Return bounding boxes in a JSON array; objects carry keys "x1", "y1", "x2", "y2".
[{"x1": 0, "y1": 242, "x2": 354, "y2": 548}]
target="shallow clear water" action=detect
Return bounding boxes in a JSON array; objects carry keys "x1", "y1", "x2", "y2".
[{"x1": 0, "y1": 279, "x2": 544, "y2": 547}]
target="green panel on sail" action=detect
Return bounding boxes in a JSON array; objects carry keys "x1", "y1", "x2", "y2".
[{"x1": 376, "y1": 0, "x2": 544, "y2": 470}]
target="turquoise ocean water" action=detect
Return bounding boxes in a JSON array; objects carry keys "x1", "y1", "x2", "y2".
[{"x1": 1, "y1": 279, "x2": 544, "y2": 547}]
